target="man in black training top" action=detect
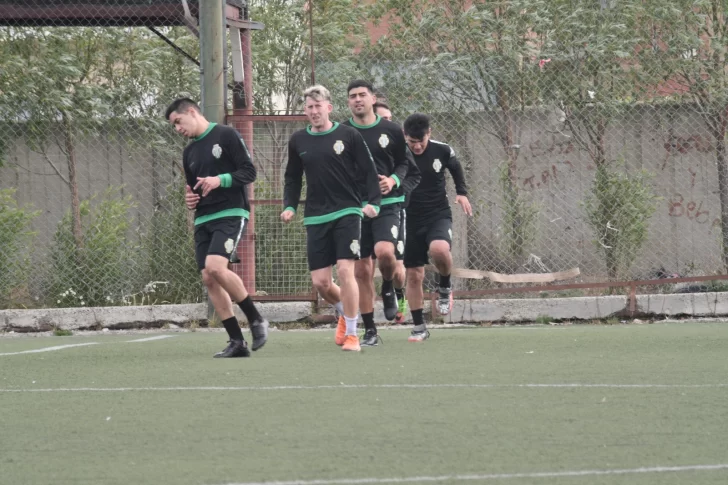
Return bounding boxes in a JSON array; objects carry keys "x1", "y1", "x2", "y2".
[
  {"x1": 166, "y1": 98, "x2": 269, "y2": 358},
  {"x1": 281, "y1": 85, "x2": 381, "y2": 352},
  {"x1": 344, "y1": 80, "x2": 419, "y2": 346},
  {"x1": 403, "y1": 113, "x2": 472, "y2": 342},
  {"x1": 374, "y1": 100, "x2": 411, "y2": 324}
]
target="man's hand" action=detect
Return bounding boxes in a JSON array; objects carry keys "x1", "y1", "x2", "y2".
[
  {"x1": 455, "y1": 195, "x2": 473, "y2": 217},
  {"x1": 362, "y1": 204, "x2": 378, "y2": 219},
  {"x1": 194, "y1": 176, "x2": 221, "y2": 197},
  {"x1": 185, "y1": 185, "x2": 200, "y2": 210},
  {"x1": 378, "y1": 174, "x2": 396, "y2": 195},
  {"x1": 280, "y1": 209, "x2": 295, "y2": 223}
]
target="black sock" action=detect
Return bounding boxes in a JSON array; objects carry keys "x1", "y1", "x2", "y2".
[
  {"x1": 411, "y1": 309, "x2": 424, "y2": 326},
  {"x1": 362, "y1": 312, "x2": 376, "y2": 331},
  {"x1": 222, "y1": 316, "x2": 244, "y2": 341},
  {"x1": 395, "y1": 287, "x2": 404, "y2": 301},
  {"x1": 439, "y1": 274, "x2": 451, "y2": 289},
  {"x1": 382, "y1": 278, "x2": 393, "y2": 293},
  {"x1": 237, "y1": 296, "x2": 263, "y2": 324}
]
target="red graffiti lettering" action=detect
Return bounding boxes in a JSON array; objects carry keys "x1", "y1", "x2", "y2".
[{"x1": 668, "y1": 193, "x2": 710, "y2": 223}]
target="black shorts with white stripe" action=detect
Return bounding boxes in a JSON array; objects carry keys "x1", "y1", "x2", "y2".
[{"x1": 194, "y1": 216, "x2": 247, "y2": 270}]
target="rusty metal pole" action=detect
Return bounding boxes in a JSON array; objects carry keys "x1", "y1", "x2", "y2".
[{"x1": 238, "y1": 18, "x2": 256, "y2": 296}]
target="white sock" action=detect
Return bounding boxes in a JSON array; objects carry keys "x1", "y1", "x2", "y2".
[
  {"x1": 334, "y1": 301, "x2": 344, "y2": 315},
  {"x1": 345, "y1": 315, "x2": 358, "y2": 335}
]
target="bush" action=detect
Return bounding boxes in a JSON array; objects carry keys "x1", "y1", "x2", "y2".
[
  {"x1": 141, "y1": 178, "x2": 204, "y2": 304},
  {"x1": 49, "y1": 187, "x2": 143, "y2": 307},
  {"x1": 0, "y1": 188, "x2": 40, "y2": 307},
  {"x1": 583, "y1": 163, "x2": 659, "y2": 280}
]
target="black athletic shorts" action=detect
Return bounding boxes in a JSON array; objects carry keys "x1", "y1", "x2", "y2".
[
  {"x1": 360, "y1": 203, "x2": 400, "y2": 259},
  {"x1": 395, "y1": 207, "x2": 406, "y2": 261},
  {"x1": 306, "y1": 214, "x2": 361, "y2": 271},
  {"x1": 403, "y1": 217, "x2": 452, "y2": 269},
  {"x1": 194, "y1": 217, "x2": 247, "y2": 271}
]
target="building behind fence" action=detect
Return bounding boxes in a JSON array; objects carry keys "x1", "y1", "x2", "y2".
[{"x1": 1, "y1": 0, "x2": 727, "y2": 310}]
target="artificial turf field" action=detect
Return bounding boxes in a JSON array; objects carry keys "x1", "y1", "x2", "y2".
[{"x1": 1, "y1": 323, "x2": 728, "y2": 485}]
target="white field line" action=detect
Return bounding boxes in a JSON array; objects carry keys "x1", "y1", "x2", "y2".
[
  {"x1": 0, "y1": 342, "x2": 99, "y2": 356},
  {"x1": 0, "y1": 335, "x2": 177, "y2": 357},
  {"x1": 125, "y1": 335, "x2": 177, "y2": 343},
  {"x1": 1, "y1": 383, "x2": 727, "y2": 393},
  {"x1": 214, "y1": 464, "x2": 728, "y2": 485}
]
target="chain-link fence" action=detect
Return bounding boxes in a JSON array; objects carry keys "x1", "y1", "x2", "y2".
[
  {"x1": 0, "y1": 1, "x2": 206, "y2": 309},
  {"x1": 2, "y1": 0, "x2": 728, "y2": 310},
  {"x1": 250, "y1": 0, "x2": 728, "y2": 298}
]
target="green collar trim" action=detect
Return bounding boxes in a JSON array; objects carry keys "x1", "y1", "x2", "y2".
[
  {"x1": 307, "y1": 122, "x2": 339, "y2": 136},
  {"x1": 348, "y1": 115, "x2": 381, "y2": 129},
  {"x1": 193, "y1": 122, "x2": 216, "y2": 141}
]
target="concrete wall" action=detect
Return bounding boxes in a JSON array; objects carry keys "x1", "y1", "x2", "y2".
[
  {"x1": 0, "y1": 106, "x2": 723, "y2": 297},
  {"x1": 435, "y1": 105, "x2": 723, "y2": 281}
]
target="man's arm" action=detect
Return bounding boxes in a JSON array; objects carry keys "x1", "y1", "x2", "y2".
[
  {"x1": 446, "y1": 145, "x2": 472, "y2": 216},
  {"x1": 400, "y1": 147, "x2": 421, "y2": 196},
  {"x1": 183, "y1": 149, "x2": 196, "y2": 189},
  {"x1": 219, "y1": 128, "x2": 257, "y2": 188},
  {"x1": 446, "y1": 146, "x2": 468, "y2": 196},
  {"x1": 389, "y1": 128, "x2": 410, "y2": 188},
  {"x1": 282, "y1": 137, "x2": 303, "y2": 213},
  {"x1": 353, "y1": 131, "x2": 382, "y2": 209}
]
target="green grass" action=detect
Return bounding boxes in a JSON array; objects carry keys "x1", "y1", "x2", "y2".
[{"x1": 2, "y1": 323, "x2": 728, "y2": 485}]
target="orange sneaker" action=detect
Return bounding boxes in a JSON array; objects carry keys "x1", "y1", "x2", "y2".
[
  {"x1": 335, "y1": 316, "x2": 346, "y2": 346},
  {"x1": 342, "y1": 334, "x2": 361, "y2": 351}
]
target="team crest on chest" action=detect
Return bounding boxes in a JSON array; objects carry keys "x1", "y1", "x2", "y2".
[
  {"x1": 212, "y1": 144, "x2": 222, "y2": 159},
  {"x1": 333, "y1": 140, "x2": 345, "y2": 155},
  {"x1": 433, "y1": 159, "x2": 442, "y2": 173},
  {"x1": 379, "y1": 134, "x2": 390, "y2": 148}
]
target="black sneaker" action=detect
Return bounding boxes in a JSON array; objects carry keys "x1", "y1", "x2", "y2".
[
  {"x1": 250, "y1": 318, "x2": 269, "y2": 351},
  {"x1": 382, "y1": 287, "x2": 398, "y2": 321},
  {"x1": 213, "y1": 339, "x2": 250, "y2": 358},
  {"x1": 361, "y1": 328, "x2": 382, "y2": 347}
]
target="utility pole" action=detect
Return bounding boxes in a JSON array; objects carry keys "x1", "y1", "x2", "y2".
[{"x1": 199, "y1": 0, "x2": 225, "y2": 123}]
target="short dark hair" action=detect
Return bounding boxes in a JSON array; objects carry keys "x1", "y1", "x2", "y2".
[
  {"x1": 373, "y1": 101, "x2": 390, "y2": 111},
  {"x1": 164, "y1": 98, "x2": 201, "y2": 120},
  {"x1": 403, "y1": 113, "x2": 431, "y2": 139},
  {"x1": 347, "y1": 79, "x2": 375, "y2": 94}
]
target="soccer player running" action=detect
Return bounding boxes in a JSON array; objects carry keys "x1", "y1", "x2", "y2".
[
  {"x1": 166, "y1": 98, "x2": 269, "y2": 358},
  {"x1": 281, "y1": 85, "x2": 381, "y2": 352},
  {"x1": 402, "y1": 113, "x2": 472, "y2": 341},
  {"x1": 375, "y1": 101, "x2": 411, "y2": 324},
  {"x1": 344, "y1": 81, "x2": 418, "y2": 346}
]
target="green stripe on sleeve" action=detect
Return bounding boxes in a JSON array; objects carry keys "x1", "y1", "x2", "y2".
[{"x1": 219, "y1": 173, "x2": 232, "y2": 188}]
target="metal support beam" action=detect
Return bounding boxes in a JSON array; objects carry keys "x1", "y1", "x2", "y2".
[{"x1": 199, "y1": 0, "x2": 225, "y2": 123}]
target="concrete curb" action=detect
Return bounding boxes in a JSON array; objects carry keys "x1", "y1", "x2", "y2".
[{"x1": 2, "y1": 292, "x2": 728, "y2": 332}]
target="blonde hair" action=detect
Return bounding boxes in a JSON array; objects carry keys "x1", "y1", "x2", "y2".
[{"x1": 303, "y1": 85, "x2": 332, "y2": 102}]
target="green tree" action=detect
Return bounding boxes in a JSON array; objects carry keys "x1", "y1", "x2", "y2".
[
  {"x1": 365, "y1": 0, "x2": 546, "y2": 265},
  {"x1": 50, "y1": 188, "x2": 141, "y2": 307},
  {"x1": 0, "y1": 26, "x2": 198, "y2": 251},
  {"x1": 535, "y1": 0, "x2": 643, "y2": 168},
  {"x1": 535, "y1": 1, "x2": 660, "y2": 279},
  {"x1": 637, "y1": 0, "x2": 728, "y2": 270}
]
